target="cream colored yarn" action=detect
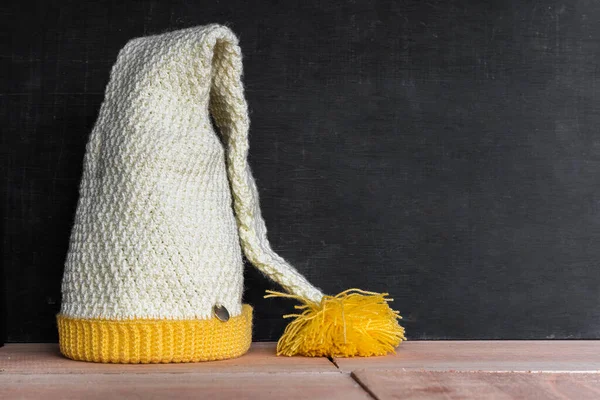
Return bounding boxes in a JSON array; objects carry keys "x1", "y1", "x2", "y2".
[{"x1": 60, "y1": 24, "x2": 323, "y2": 323}]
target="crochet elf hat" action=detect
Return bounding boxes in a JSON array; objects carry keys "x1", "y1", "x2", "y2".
[{"x1": 57, "y1": 24, "x2": 405, "y2": 363}]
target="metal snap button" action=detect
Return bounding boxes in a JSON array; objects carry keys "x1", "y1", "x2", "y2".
[{"x1": 213, "y1": 304, "x2": 230, "y2": 322}]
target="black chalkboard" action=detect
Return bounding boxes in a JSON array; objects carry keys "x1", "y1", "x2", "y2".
[{"x1": 3, "y1": 0, "x2": 600, "y2": 343}]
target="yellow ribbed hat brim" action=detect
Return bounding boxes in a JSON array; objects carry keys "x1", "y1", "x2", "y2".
[{"x1": 57, "y1": 304, "x2": 252, "y2": 363}]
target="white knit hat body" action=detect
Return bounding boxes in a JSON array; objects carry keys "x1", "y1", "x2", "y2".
[{"x1": 61, "y1": 26, "x2": 246, "y2": 322}]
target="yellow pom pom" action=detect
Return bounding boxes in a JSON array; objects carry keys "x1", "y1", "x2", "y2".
[{"x1": 265, "y1": 288, "x2": 406, "y2": 357}]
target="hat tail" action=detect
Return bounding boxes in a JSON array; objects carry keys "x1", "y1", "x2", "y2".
[
  {"x1": 208, "y1": 27, "x2": 405, "y2": 357},
  {"x1": 208, "y1": 33, "x2": 323, "y2": 303}
]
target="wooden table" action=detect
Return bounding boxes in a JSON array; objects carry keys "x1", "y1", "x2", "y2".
[{"x1": 1, "y1": 341, "x2": 600, "y2": 399}]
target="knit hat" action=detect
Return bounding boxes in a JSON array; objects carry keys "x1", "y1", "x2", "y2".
[{"x1": 57, "y1": 24, "x2": 405, "y2": 363}]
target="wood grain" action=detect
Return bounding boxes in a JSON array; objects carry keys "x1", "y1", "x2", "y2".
[
  {"x1": 334, "y1": 341, "x2": 600, "y2": 372},
  {"x1": 352, "y1": 371, "x2": 600, "y2": 400},
  {"x1": 0, "y1": 342, "x2": 336, "y2": 374},
  {"x1": 3, "y1": 342, "x2": 600, "y2": 399},
  {"x1": 0, "y1": 372, "x2": 371, "y2": 400}
]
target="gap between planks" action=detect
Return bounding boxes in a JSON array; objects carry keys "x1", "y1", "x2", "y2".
[
  {"x1": 1, "y1": 343, "x2": 374, "y2": 400},
  {"x1": 3, "y1": 342, "x2": 600, "y2": 400}
]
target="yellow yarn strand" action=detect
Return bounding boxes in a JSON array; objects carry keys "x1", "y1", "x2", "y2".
[{"x1": 265, "y1": 289, "x2": 406, "y2": 357}]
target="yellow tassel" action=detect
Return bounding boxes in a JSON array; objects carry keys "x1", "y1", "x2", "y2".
[{"x1": 264, "y1": 288, "x2": 406, "y2": 357}]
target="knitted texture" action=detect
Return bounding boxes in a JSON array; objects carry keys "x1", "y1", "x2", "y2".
[
  {"x1": 58, "y1": 24, "x2": 323, "y2": 362},
  {"x1": 57, "y1": 305, "x2": 252, "y2": 363}
]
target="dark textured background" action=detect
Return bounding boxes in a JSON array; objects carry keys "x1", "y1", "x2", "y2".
[{"x1": 2, "y1": 0, "x2": 600, "y2": 343}]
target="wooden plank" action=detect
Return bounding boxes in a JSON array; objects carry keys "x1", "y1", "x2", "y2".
[
  {"x1": 0, "y1": 343, "x2": 336, "y2": 374},
  {"x1": 334, "y1": 341, "x2": 600, "y2": 372},
  {"x1": 0, "y1": 372, "x2": 371, "y2": 400},
  {"x1": 352, "y1": 371, "x2": 600, "y2": 400}
]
